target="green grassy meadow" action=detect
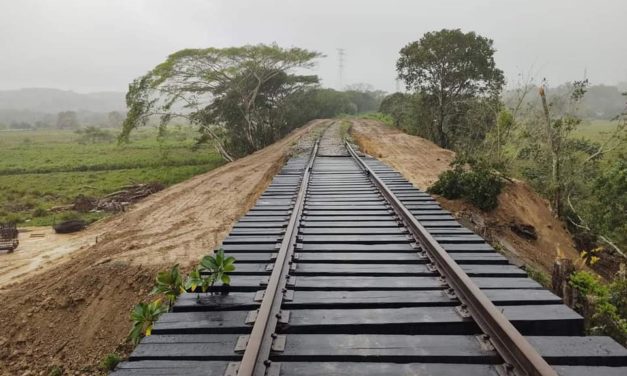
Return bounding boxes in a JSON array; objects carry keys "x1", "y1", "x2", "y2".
[
  {"x1": 574, "y1": 120, "x2": 626, "y2": 149},
  {"x1": 0, "y1": 127, "x2": 224, "y2": 226}
]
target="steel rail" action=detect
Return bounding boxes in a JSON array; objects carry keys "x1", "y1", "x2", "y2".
[
  {"x1": 345, "y1": 141, "x2": 558, "y2": 376},
  {"x1": 237, "y1": 139, "x2": 319, "y2": 376}
]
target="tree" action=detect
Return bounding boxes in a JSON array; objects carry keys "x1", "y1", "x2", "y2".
[
  {"x1": 56, "y1": 111, "x2": 79, "y2": 129},
  {"x1": 538, "y1": 79, "x2": 588, "y2": 217},
  {"x1": 396, "y1": 29, "x2": 504, "y2": 148},
  {"x1": 378, "y1": 92, "x2": 429, "y2": 136},
  {"x1": 120, "y1": 44, "x2": 321, "y2": 161}
]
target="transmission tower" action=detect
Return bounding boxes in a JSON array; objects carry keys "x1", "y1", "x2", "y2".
[{"x1": 337, "y1": 48, "x2": 345, "y2": 90}]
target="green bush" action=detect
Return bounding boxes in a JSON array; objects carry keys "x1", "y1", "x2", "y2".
[
  {"x1": 463, "y1": 168, "x2": 504, "y2": 211},
  {"x1": 569, "y1": 269, "x2": 627, "y2": 346},
  {"x1": 429, "y1": 164, "x2": 503, "y2": 211},
  {"x1": 32, "y1": 206, "x2": 48, "y2": 217},
  {"x1": 428, "y1": 167, "x2": 465, "y2": 199}
]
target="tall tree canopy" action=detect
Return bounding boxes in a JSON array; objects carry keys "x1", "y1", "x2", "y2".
[
  {"x1": 396, "y1": 29, "x2": 504, "y2": 148},
  {"x1": 120, "y1": 44, "x2": 321, "y2": 161}
]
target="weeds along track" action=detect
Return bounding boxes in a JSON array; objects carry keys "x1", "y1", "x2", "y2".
[{"x1": 113, "y1": 124, "x2": 626, "y2": 375}]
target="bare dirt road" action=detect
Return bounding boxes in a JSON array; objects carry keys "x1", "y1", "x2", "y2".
[
  {"x1": 0, "y1": 120, "x2": 327, "y2": 375},
  {"x1": 0, "y1": 228, "x2": 104, "y2": 289},
  {"x1": 351, "y1": 118, "x2": 580, "y2": 274}
]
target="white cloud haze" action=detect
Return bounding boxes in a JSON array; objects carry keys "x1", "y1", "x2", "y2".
[{"x1": 1, "y1": 0, "x2": 626, "y2": 93}]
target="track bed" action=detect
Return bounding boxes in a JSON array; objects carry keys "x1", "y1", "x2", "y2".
[{"x1": 113, "y1": 125, "x2": 626, "y2": 376}]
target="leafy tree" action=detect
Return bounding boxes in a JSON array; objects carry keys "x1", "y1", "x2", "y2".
[
  {"x1": 342, "y1": 84, "x2": 386, "y2": 113},
  {"x1": 572, "y1": 156, "x2": 627, "y2": 255},
  {"x1": 120, "y1": 44, "x2": 321, "y2": 161},
  {"x1": 379, "y1": 93, "x2": 412, "y2": 128},
  {"x1": 379, "y1": 92, "x2": 432, "y2": 137},
  {"x1": 396, "y1": 29, "x2": 504, "y2": 148},
  {"x1": 56, "y1": 111, "x2": 79, "y2": 129}
]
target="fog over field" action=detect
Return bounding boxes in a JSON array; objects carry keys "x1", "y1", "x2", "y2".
[{"x1": 1, "y1": 0, "x2": 626, "y2": 93}]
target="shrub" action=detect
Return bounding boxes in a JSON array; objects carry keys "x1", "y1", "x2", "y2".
[
  {"x1": 48, "y1": 366, "x2": 63, "y2": 376},
  {"x1": 3, "y1": 212, "x2": 24, "y2": 224},
  {"x1": 32, "y1": 206, "x2": 48, "y2": 217},
  {"x1": 428, "y1": 167, "x2": 465, "y2": 199},
  {"x1": 569, "y1": 269, "x2": 627, "y2": 345},
  {"x1": 100, "y1": 353, "x2": 121, "y2": 371},
  {"x1": 429, "y1": 164, "x2": 503, "y2": 211},
  {"x1": 462, "y1": 167, "x2": 504, "y2": 211}
]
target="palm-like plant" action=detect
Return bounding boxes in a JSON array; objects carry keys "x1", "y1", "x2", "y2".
[
  {"x1": 128, "y1": 299, "x2": 167, "y2": 345},
  {"x1": 150, "y1": 264, "x2": 184, "y2": 309}
]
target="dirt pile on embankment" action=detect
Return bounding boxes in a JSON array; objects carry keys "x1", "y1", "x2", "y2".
[
  {"x1": 350, "y1": 118, "x2": 580, "y2": 274},
  {"x1": 0, "y1": 120, "x2": 326, "y2": 375}
]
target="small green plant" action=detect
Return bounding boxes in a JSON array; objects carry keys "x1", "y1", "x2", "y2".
[
  {"x1": 525, "y1": 264, "x2": 550, "y2": 287},
  {"x1": 48, "y1": 366, "x2": 63, "y2": 376},
  {"x1": 186, "y1": 249, "x2": 236, "y2": 300},
  {"x1": 200, "y1": 249, "x2": 236, "y2": 289},
  {"x1": 128, "y1": 299, "x2": 168, "y2": 345},
  {"x1": 150, "y1": 264, "x2": 184, "y2": 308},
  {"x1": 185, "y1": 266, "x2": 210, "y2": 293},
  {"x1": 100, "y1": 353, "x2": 121, "y2": 371}
]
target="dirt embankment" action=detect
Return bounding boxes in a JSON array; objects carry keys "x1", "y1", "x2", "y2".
[
  {"x1": 0, "y1": 120, "x2": 327, "y2": 375},
  {"x1": 351, "y1": 118, "x2": 580, "y2": 274}
]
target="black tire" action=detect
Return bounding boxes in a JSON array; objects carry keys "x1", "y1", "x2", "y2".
[{"x1": 53, "y1": 220, "x2": 87, "y2": 234}]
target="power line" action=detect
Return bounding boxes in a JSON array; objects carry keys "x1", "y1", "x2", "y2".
[{"x1": 337, "y1": 48, "x2": 345, "y2": 90}]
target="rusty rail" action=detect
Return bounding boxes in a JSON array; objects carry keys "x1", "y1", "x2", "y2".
[
  {"x1": 345, "y1": 141, "x2": 558, "y2": 376},
  {"x1": 237, "y1": 140, "x2": 319, "y2": 376}
]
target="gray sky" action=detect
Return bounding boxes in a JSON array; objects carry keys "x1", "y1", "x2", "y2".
[{"x1": 1, "y1": 0, "x2": 626, "y2": 93}]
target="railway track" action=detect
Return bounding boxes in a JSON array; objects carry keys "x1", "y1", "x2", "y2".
[{"x1": 114, "y1": 125, "x2": 627, "y2": 375}]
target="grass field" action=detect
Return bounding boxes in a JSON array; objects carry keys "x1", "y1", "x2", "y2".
[
  {"x1": 574, "y1": 119, "x2": 622, "y2": 142},
  {"x1": 0, "y1": 126, "x2": 224, "y2": 226}
]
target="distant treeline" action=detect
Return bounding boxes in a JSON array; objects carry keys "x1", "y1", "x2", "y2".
[{"x1": 0, "y1": 110, "x2": 125, "y2": 130}]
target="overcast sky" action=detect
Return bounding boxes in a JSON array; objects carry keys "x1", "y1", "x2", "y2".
[{"x1": 1, "y1": 0, "x2": 626, "y2": 93}]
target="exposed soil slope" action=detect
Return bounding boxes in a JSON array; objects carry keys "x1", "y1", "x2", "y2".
[
  {"x1": 0, "y1": 120, "x2": 326, "y2": 375},
  {"x1": 351, "y1": 118, "x2": 580, "y2": 274}
]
